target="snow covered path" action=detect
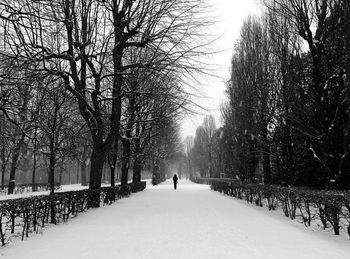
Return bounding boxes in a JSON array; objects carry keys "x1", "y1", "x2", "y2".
[{"x1": 2, "y1": 180, "x2": 350, "y2": 259}]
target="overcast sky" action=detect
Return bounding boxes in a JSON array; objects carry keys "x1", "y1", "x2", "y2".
[{"x1": 181, "y1": 0, "x2": 262, "y2": 138}]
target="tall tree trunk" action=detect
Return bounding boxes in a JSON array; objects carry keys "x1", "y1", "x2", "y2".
[
  {"x1": 1, "y1": 146, "x2": 6, "y2": 190},
  {"x1": 132, "y1": 137, "x2": 142, "y2": 183},
  {"x1": 280, "y1": 57, "x2": 295, "y2": 185},
  {"x1": 32, "y1": 125, "x2": 38, "y2": 192},
  {"x1": 0, "y1": 113, "x2": 6, "y2": 190},
  {"x1": 110, "y1": 164, "x2": 116, "y2": 187},
  {"x1": 160, "y1": 160, "x2": 166, "y2": 181},
  {"x1": 88, "y1": 141, "x2": 106, "y2": 208},
  {"x1": 152, "y1": 159, "x2": 160, "y2": 185},
  {"x1": 49, "y1": 151, "x2": 58, "y2": 225},
  {"x1": 8, "y1": 133, "x2": 25, "y2": 194},
  {"x1": 89, "y1": 145, "x2": 105, "y2": 190},
  {"x1": 121, "y1": 138, "x2": 130, "y2": 185},
  {"x1": 76, "y1": 160, "x2": 80, "y2": 184},
  {"x1": 59, "y1": 164, "x2": 63, "y2": 186},
  {"x1": 88, "y1": 143, "x2": 106, "y2": 208},
  {"x1": 262, "y1": 148, "x2": 271, "y2": 184},
  {"x1": 208, "y1": 144, "x2": 213, "y2": 178},
  {"x1": 31, "y1": 146, "x2": 37, "y2": 192},
  {"x1": 80, "y1": 159, "x2": 87, "y2": 186},
  {"x1": 108, "y1": 0, "x2": 132, "y2": 188},
  {"x1": 261, "y1": 124, "x2": 271, "y2": 184},
  {"x1": 48, "y1": 145, "x2": 56, "y2": 195},
  {"x1": 102, "y1": 165, "x2": 107, "y2": 183},
  {"x1": 132, "y1": 155, "x2": 142, "y2": 183},
  {"x1": 108, "y1": 139, "x2": 118, "y2": 187}
]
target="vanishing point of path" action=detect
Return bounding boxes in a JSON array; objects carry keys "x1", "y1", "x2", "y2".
[{"x1": 2, "y1": 180, "x2": 350, "y2": 259}]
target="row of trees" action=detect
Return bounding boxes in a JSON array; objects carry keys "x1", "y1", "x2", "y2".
[
  {"x1": 0, "y1": 73, "x2": 88, "y2": 192},
  {"x1": 215, "y1": 0, "x2": 350, "y2": 189},
  {"x1": 0, "y1": 0, "x2": 208, "y2": 197},
  {"x1": 188, "y1": 0, "x2": 350, "y2": 190},
  {"x1": 185, "y1": 115, "x2": 219, "y2": 178}
]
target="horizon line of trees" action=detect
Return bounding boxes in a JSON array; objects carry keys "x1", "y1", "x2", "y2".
[{"x1": 188, "y1": 0, "x2": 350, "y2": 190}]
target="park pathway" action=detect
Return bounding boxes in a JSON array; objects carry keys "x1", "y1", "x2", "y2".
[{"x1": 2, "y1": 179, "x2": 350, "y2": 259}]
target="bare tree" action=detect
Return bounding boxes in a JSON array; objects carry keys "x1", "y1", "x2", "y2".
[
  {"x1": 263, "y1": 0, "x2": 350, "y2": 187},
  {"x1": 185, "y1": 136, "x2": 194, "y2": 178},
  {"x1": 203, "y1": 115, "x2": 216, "y2": 177},
  {"x1": 149, "y1": 117, "x2": 182, "y2": 183},
  {"x1": 0, "y1": 66, "x2": 42, "y2": 194},
  {"x1": 191, "y1": 115, "x2": 216, "y2": 178},
  {"x1": 36, "y1": 79, "x2": 81, "y2": 194}
]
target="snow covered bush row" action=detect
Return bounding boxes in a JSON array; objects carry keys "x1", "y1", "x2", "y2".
[
  {"x1": 208, "y1": 180, "x2": 350, "y2": 238},
  {"x1": 0, "y1": 182, "x2": 146, "y2": 246}
]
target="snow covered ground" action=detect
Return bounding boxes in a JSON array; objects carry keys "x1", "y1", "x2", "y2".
[{"x1": 1, "y1": 179, "x2": 350, "y2": 259}]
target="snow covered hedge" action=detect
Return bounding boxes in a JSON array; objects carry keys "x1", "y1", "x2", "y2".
[
  {"x1": 0, "y1": 182, "x2": 146, "y2": 246},
  {"x1": 202, "y1": 179, "x2": 350, "y2": 238}
]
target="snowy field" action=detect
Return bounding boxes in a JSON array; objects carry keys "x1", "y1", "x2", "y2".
[{"x1": 1, "y1": 179, "x2": 350, "y2": 259}]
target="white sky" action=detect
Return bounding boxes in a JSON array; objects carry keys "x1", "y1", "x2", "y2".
[{"x1": 181, "y1": 0, "x2": 262, "y2": 138}]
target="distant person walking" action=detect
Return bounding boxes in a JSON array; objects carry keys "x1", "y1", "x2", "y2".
[{"x1": 173, "y1": 174, "x2": 178, "y2": 190}]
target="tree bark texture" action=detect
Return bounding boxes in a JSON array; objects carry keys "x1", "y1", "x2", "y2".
[{"x1": 8, "y1": 133, "x2": 25, "y2": 194}]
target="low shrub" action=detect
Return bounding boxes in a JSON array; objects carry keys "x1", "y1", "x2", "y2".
[{"x1": 197, "y1": 178, "x2": 350, "y2": 238}]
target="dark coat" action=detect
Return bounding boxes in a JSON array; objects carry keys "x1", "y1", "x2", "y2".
[{"x1": 173, "y1": 175, "x2": 178, "y2": 183}]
